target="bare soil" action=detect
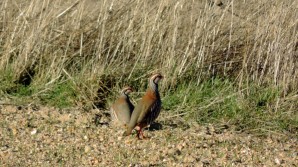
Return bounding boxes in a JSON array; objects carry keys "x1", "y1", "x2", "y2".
[{"x1": 0, "y1": 104, "x2": 297, "y2": 166}]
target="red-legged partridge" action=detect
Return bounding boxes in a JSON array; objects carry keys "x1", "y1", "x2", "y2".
[
  {"x1": 123, "y1": 73, "x2": 163, "y2": 139},
  {"x1": 110, "y1": 86, "x2": 134, "y2": 127}
]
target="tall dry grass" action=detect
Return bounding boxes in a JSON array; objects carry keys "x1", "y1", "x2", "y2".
[{"x1": 0, "y1": 0, "x2": 297, "y2": 107}]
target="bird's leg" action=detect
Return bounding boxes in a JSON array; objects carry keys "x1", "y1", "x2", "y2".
[
  {"x1": 137, "y1": 128, "x2": 147, "y2": 140},
  {"x1": 140, "y1": 129, "x2": 150, "y2": 139},
  {"x1": 136, "y1": 123, "x2": 149, "y2": 140},
  {"x1": 136, "y1": 129, "x2": 142, "y2": 139},
  {"x1": 134, "y1": 125, "x2": 142, "y2": 139}
]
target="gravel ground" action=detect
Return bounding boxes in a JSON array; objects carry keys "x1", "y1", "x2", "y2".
[{"x1": 0, "y1": 104, "x2": 297, "y2": 166}]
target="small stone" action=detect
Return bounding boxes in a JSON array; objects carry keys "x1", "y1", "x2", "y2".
[
  {"x1": 177, "y1": 144, "x2": 184, "y2": 151},
  {"x1": 99, "y1": 136, "x2": 104, "y2": 142},
  {"x1": 166, "y1": 148, "x2": 175, "y2": 155},
  {"x1": 90, "y1": 158, "x2": 99, "y2": 165},
  {"x1": 274, "y1": 158, "x2": 281, "y2": 165},
  {"x1": 85, "y1": 146, "x2": 91, "y2": 153},
  {"x1": 31, "y1": 129, "x2": 37, "y2": 135},
  {"x1": 1, "y1": 145, "x2": 9, "y2": 151},
  {"x1": 184, "y1": 155, "x2": 195, "y2": 163},
  {"x1": 11, "y1": 128, "x2": 18, "y2": 136}
]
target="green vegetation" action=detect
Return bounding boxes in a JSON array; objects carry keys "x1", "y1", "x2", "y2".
[
  {"x1": 163, "y1": 78, "x2": 297, "y2": 135},
  {"x1": 0, "y1": 0, "x2": 297, "y2": 135},
  {"x1": 39, "y1": 81, "x2": 78, "y2": 108}
]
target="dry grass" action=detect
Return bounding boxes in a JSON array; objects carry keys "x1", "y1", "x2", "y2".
[
  {"x1": 1, "y1": 0, "x2": 297, "y2": 94},
  {"x1": 0, "y1": 0, "x2": 297, "y2": 134}
]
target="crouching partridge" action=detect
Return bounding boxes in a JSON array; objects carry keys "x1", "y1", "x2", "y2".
[
  {"x1": 123, "y1": 73, "x2": 163, "y2": 139},
  {"x1": 110, "y1": 86, "x2": 134, "y2": 127}
]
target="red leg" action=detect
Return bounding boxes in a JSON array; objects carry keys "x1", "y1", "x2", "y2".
[
  {"x1": 136, "y1": 123, "x2": 149, "y2": 140},
  {"x1": 140, "y1": 129, "x2": 149, "y2": 139}
]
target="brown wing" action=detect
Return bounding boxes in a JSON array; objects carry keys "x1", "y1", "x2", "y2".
[
  {"x1": 140, "y1": 99, "x2": 161, "y2": 125},
  {"x1": 112, "y1": 98, "x2": 133, "y2": 125},
  {"x1": 136, "y1": 96, "x2": 156, "y2": 123}
]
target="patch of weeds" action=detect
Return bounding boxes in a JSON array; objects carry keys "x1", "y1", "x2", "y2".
[
  {"x1": 0, "y1": 66, "x2": 38, "y2": 96},
  {"x1": 93, "y1": 73, "x2": 117, "y2": 109},
  {"x1": 247, "y1": 84, "x2": 280, "y2": 110},
  {"x1": 163, "y1": 78, "x2": 240, "y2": 122},
  {"x1": 0, "y1": 68, "x2": 18, "y2": 95},
  {"x1": 252, "y1": 109, "x2": 298, "y2": 135},
  {"x1": 0, "y1": 68, "x2": 37, "y2": 105},
  {"x1": 11, "y1": 84, "x2": 34, "y2": 96},
  {"x1": 163, "y1": 77, "x2": 296, "y2": 134},
  {"x1": 39, "y1": 81, "x2": 78, "y2": 108}
]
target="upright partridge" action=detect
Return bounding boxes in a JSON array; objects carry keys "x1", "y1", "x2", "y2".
[
  {"x1": 123, "y1": 73, "x2": 163, "y2": 139},
  {"x1": 110, "y1": 86, "x2": 134, "y2": 127}
]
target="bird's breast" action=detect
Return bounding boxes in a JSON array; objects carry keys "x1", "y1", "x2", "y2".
[{"x1": 143, "y1": 90, "x2": 157, "y2": 101}]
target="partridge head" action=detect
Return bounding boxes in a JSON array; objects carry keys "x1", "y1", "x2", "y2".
[
  {"x1": 124, "y1": 73, "x2": 163, "y2": 139},
  {"x1": 110, "y1": 86, "x2": 134, "y2": 127}
]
